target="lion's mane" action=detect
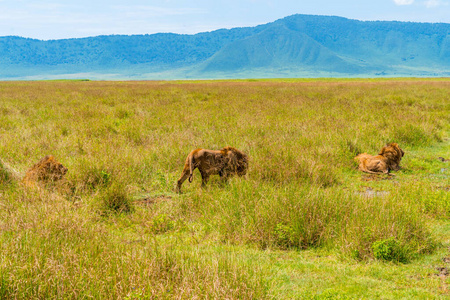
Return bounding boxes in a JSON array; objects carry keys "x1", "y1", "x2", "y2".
[{"x1": 22, "y1": 155, "x2": 68, "y2": 186}]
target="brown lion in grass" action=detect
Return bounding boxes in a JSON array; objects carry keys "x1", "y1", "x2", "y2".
[
  {"x1": 355, "y1": 143, "x2": 405, "y2": 174},
  {"x1": 176, "y1": 146, "x2": 249, "y2": 193},
  {"x1": 22, "y1": 155, "x2": 68, "y2": 187}
]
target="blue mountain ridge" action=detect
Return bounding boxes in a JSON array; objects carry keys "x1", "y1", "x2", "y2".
[{"x1": 0, "y1": 14, "x2": 449, "y2": 79}]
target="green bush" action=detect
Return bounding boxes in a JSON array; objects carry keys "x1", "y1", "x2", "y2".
[{"x1": 372, "y1": 238, "x2": 407, "y2": 263}]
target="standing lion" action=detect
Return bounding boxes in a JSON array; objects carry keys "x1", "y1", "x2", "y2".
[
  {"x1": 355, "y1": 143, "x2": 405, "y2": 174},
  {"x1": 176, "y1": 146, "x2": 248, "y2": 193}
]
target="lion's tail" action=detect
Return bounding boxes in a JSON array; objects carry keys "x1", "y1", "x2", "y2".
[{"x1": 188, "y1": 154, "x2": 194, "y2": 183}]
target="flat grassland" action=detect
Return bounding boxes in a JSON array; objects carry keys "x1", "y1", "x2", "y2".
[{"x1": 0, "y1": 79, "x2": 449, "y2": 299}]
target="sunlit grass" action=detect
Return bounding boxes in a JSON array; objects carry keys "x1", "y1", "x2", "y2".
[{"x1": 0, "y1": 79, "x2": 449, "y2": 298}]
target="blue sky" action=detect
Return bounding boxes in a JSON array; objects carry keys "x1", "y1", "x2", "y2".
[{"x1": 1, "y1": 0, "x2": 449, "y2": 40}]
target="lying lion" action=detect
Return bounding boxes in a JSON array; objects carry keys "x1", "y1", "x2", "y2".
[
  {"x1": 176, "y1": 146, "x2": 248, "y2": 193},
  {"x1": 22, "y1": 155, "x2": 68, "y2": 187},
  {"x1": 355, "y1": 143, "x2": 404, "y2": 174}
]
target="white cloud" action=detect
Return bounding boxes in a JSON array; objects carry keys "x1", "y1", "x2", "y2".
[{"x1": 393, "y1": 0, "x2": 414, "y2": 5}]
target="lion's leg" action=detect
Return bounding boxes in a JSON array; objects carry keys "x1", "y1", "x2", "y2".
[
  {"x1": 391, "y1": 165, "x2": 400, "y2": 171},
  {"x1": 176, "y1": 167, "x2": 190, "y2": 193},
  {"x1": 218, "y1": 170, "x2": 228, "y2": 178},
  {"x1": 200, "y1": 170, "x2": 209, "y2": 187},
  {"x1": 218, "y1": 170, "x2": 230, "y2": 186},
  {"x1": 359, "y1": 167, "x2": 384, "y2": 175},
  {"x1": 361, "y1": 167, "x2": 392, "y2": 175}
]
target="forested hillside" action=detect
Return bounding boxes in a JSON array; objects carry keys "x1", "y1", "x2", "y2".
[{"x1": 0, "y1": 14, "x2": 449, "y2": 79}]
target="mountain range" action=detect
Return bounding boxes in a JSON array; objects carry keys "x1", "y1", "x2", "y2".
[{"x1": 0, "y1": 14, "x2": 449, "y2": 79}]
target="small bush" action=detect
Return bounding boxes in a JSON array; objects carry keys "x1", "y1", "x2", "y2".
[{"x1": 372, "y1": 238, "x2": 407, "y2": 263}]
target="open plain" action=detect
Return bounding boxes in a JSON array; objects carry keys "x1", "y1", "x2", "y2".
[{"x1": 0, "y1": 79, "x2": 449, "y2": 299}]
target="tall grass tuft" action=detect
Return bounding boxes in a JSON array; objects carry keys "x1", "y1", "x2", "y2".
[
  {"x1": 393, "y1": 124, "x2": 434, "y2": 147},
  {"x1": 95, "y1": 181, "x2": 134, "y2": 215}
]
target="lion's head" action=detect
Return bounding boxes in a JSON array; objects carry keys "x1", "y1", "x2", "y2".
[
  {"x1": 220, "y1": 146, "x2": 249, "y2": 176},
  {"x1": 378, "y1": 143, "x2": 404, "y2": 171}
]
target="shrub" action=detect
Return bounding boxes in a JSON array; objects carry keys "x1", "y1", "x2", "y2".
[{"x1": 372, "y1": 238, "x2": 408, "y2": 263}]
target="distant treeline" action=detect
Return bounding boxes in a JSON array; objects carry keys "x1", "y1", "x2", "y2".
[{"x1": 0, "y1": 14, "x2": 449, "y2": 78}]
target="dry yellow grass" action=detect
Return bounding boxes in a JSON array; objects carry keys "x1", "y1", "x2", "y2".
[{"x1": 0, "y1": 79, "x2": 449, "y2": 298}]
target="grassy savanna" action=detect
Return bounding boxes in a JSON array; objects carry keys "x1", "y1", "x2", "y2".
[{"x1": 0, "y1": 79, "x2": 449, "y2": 299}]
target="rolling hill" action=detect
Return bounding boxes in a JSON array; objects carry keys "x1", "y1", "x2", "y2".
[{"x1": 0, "y1": 14, "x2": 449, "y2": 79}]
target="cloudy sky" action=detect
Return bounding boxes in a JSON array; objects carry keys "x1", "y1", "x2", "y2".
[{"x1": 1, "y1": 0, "x2": 449, "y2": 40}]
